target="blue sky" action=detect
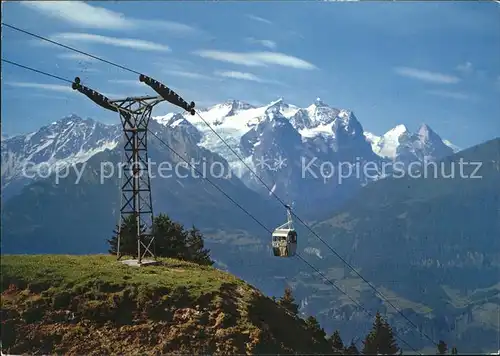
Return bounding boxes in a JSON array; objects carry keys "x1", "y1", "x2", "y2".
[{"x1": 2, "y1": 1, "x2": 500, "y2": 149}]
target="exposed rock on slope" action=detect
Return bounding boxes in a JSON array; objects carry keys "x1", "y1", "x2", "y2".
[{"x1": 1, "y1": 255, "x2": 335, "y2": 355}]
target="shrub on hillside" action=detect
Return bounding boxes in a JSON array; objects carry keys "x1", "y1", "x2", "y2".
[{"x1": 108, "y1": 213, "x2": 213, "y2": 266}]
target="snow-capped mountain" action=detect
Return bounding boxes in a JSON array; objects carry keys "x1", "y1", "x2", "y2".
[
  {"x1": 364, "y1": 124, "x2": 457, "y2": 163},
  {"x1": 1, "y1": 115, "x2": 121, "y2": 199},
  {"x1": 442, "y1": 139, "x2": 461, "y2": 153},
  {"x1": 154, "y1": 97, "x2": 386, "y2": 213},
  {"x1": 159, "y1": 98, "x2": 379, "y2": 174},
  {"x1": 1, "y1": 98, "x2": 458, "y2": 214}
]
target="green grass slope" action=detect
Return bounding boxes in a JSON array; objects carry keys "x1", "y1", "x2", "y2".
[{"x1": 1, "y1": 255, "x2": 335, "y2": 355}]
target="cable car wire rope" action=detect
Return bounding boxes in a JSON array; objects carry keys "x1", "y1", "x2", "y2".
[
  {"x1": 2, "y1": 57, "x2": 424, "y2": 354},
  {"x1": 1, "y1": 25, "x2": 437, "y2": 348}
]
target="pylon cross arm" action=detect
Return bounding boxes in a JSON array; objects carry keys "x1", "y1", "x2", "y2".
[
  {"x1": 71, "y1": 77, "x2": 119, "y2": 113},
  {"x1": 138, "y1": 74, "x2": 196, "y2": 115}
]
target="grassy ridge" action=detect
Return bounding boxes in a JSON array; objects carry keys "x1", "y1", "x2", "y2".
[{"x1": 1, "y1": 255, "x2": 335, "y2": 355}]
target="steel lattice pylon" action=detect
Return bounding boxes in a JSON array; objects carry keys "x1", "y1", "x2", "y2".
[
  {"x1": 72, "y1": 75, "x2": 195, "y2": 265},
  {"x1": 111, "y1": 96, "x2": 164, "y2": 263}
]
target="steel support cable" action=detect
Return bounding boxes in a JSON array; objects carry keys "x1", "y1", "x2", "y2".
[
  {"x1": 141, "y1": 126, "x2": 422, "y2": 355},
  {"x1": 2, "y1": 58, "x2": 73, "y2": 83},
  {"x1": 192, "y1": 108, "x2": 438, "y2": 347},
  {"x1": 294, "y1": 253, "x2": 421, "y2": 354},
  {"x1": 1, "y1": 23, "x2": 142, "y2": 76},
  {"x1": 2, "y1": 54, "x2": 428, "y2": 351},
  {"x1": 1, "y1": 29, "x2": 428, "y2": 341}
]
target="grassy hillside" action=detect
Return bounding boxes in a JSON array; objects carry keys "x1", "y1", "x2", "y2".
[{"x1": 1, "y1": 255, "x2": 335, "y2": 355}]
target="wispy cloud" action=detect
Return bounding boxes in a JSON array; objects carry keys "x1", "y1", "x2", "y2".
[
  {"x1": 5, "y1": 81, "x2": 121, "y2": 98},
  {"x1": 246, "y1": 14, "x2": 272, "y2": 25},
  {"x1": 162, "y1": 70, "x2": 213, "y2": 80},
  {"x1": 20, "y1": 1, "x2": 201, "y2": 35},
  {"x1": 20, "y1": 1, "x2": 127, "y2": 30},
  {"x1": 455, "y1": 62, "x2": 490, "y2": 82},
  {"x1": 108, "y1": 79, "x2": 144, "y2": 87},
  {"x1": 30, "y1": 93, "x2": 70, "y2": 100},
  {"x1": 214, "y1": 71, "x2": 265, "y2": 83},
  {"x1": 455, "y1": 61, "x2": 474, "y2": 75},
  {"x1": 426, "y1": 90, "x2": 471, "y2": 100},
  {"x1": 5, "y1": 82, "x2": 74, "y2": 93},
  {"x1": 394, "y1": 67, "x2": 460, "y2": 84},
  {"x1": 139, "y1": 20, "x2": 201, "y2": 35},
  {"x1": 193, "y1": 50, "x2": 317, "y2": 70},
  {"x1": 50, "y1": 33, "x2": 170, "y2": 52},
  {"x1": 246, "y1": 38, "x2": 277, "y2": 50},
  {"x1": 57, "y1": 53, "x2": 98, "y2": 62}
]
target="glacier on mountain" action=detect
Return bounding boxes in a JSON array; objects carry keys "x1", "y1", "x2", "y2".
[
  {"x1": 1, "y1": 98, "x2": 458, "y2": 207},
  {"x1": 364, "y1": 123, "x2": 457, "y2": 164}
]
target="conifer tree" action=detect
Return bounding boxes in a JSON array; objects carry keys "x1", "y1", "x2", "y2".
[
  {"x1": 380, "y1": 318, "x2": 399, "y2": 354},
  {"x1": 362, "y1": 312, "x2": 383, "y2": 354},
  {"x1": 437, "y1": 340, "x2": 448, "y2": 355},
  {"x1": 278, "y1": 286, "x2": 300, "y2": 316},
  {"x1": 305, "y1": 315, "x2": 326, "y2": 340},
  {"x1": 362, "y1": 311, "x2": 400, "y2": 355},
  {"x1": 345, "y1": 341, "x2": 359, "y2": 355},
  {"x1": 328, "y1": 330, "x2": 344, "y2": 352},
  {"x1": 362, "y1": 331, "x2": 378, "y2": 355},
  {"x1": 107, "y1": 215, "x2": 146, "y2": 257},
  {"x1": 185, "y1": 225, "x2": 213, "y2": 266},
  {"x1": 153, "y1": 214, "x2": 187, "y2": 259},
  {"x1": 107, "y1": 213, "x2": 214, "y2": 265}
]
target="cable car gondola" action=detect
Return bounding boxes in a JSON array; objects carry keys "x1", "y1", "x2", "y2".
[{"x1": 272, "y1": 204, "x2": 297, "y2": 257}]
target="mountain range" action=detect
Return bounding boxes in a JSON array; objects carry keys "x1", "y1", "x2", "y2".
[
  {"x1": 3, "y1": 98, "x2": 497, "y2": 353},
  {"x1": 1, "y1": 98, "x2": 458, "y2": 212}
]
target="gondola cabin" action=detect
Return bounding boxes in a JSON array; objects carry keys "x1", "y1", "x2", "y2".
[{"x1": 272, "y1": 205, "x2": 297, "y2": 257}]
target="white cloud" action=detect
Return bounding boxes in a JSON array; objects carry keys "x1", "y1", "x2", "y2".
[
  {"x1": 20, "y1": 1, "x2": 200, "y2": 35},
  {"x1": 50, "y1": 33, "x2": 170, "y2": 52},
  {"x1": 5, "y1": 81, "x2": 122, "y2": 98},
  {"x1": 20, "y1": 1, "x2": 128, "y2": 30},
  {"x1": 246, "y1": 38, "x2": 277, "y2": 50},
  {"x1": 193, "y1": 50, "x2": 317, "y2": 70},
  {"x1": 108, "y1": 79, "x2": 144, "y2": 87},
  {"x1": 455, "y1": 61, "x2": 474, "y2": 75},
  {"x1": 246, "y1": 14, "x2": 272, "y2": 25},
  {"x1": 214, "y1": 71, "x2": 265, "y2": 82},
  {"x1": 138, "y1": 20, "x2": 200, "y2": 35},
  {"x1": 29, "y1": 93, "x2": 70, "y2": 100},
  {"x1": 162, "y1": 70, "x2": 213, "y2": 80},
  {"x1": 426, "y1": 90, "x2": 471, "y2": 100},
  {"x1": 57, "y1": 53, "x2": 98, "y2": 62},
  {"x1": 5, "y1": 82, "x2": 74, "y2": 93},
  {"x1": 394, "y1": 67, "x2": 460, "y2": 84}
]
